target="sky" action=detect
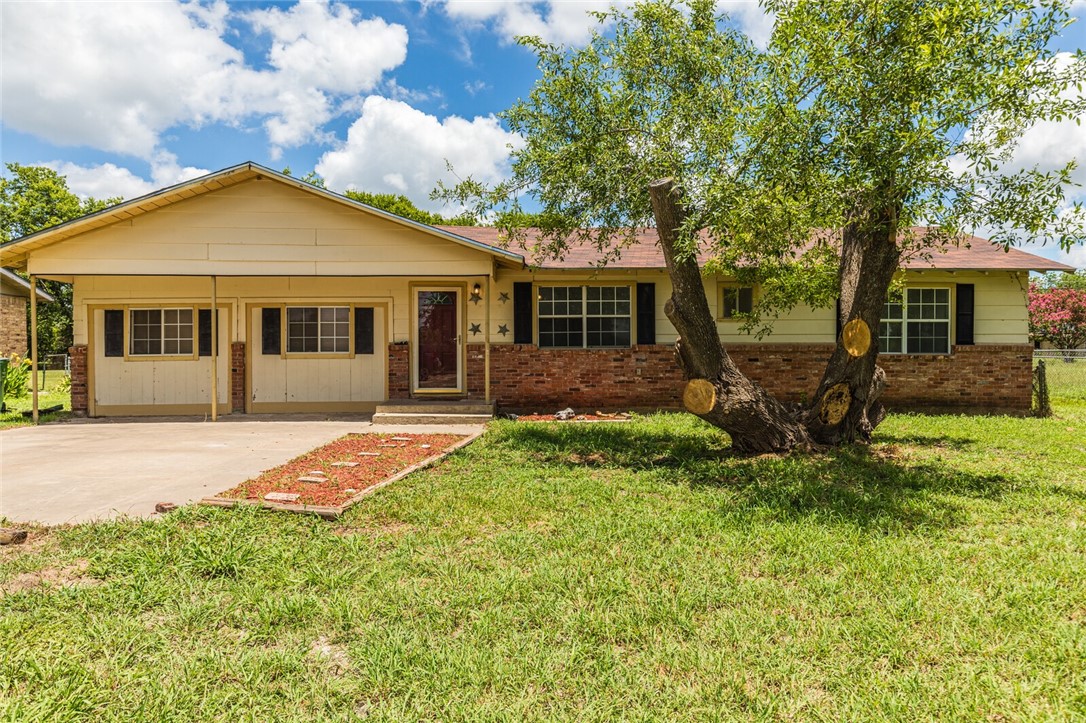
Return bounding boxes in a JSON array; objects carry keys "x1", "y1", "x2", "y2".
[{"x1": 1, "y1": 0, "x2": 1085, "y2": 268}]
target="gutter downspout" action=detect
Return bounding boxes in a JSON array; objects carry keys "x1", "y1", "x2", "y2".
[
  {"x1": 210, "y1": 276, "x2": 218, "y2": 421},
  {"x1": 29, "y1": 275, "x2": 39, "y2": 424},
  {"x1": 485, "y1": 273, "x2": 492, "y2": 404}
]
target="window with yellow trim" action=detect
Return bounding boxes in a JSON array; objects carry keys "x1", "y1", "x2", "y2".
[
  {"x1": 130, "y1": 308, "x2": 193, "y2": 356},
  {"x1": 719, "y1": 285, "x2": 754, "y2": 319}
]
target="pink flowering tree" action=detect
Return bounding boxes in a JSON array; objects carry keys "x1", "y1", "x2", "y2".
[{"x1": 1029, "y1": 282, "x2": 1086, "y2": 350}]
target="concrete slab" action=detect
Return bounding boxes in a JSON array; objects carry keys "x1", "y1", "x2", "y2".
[{"x1": 0, "y1": 416, "x2": 485, "y2": 525}]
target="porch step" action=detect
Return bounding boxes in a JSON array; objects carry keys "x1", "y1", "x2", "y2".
[
  {"x1": 371, "y1": 412, "x2": 494, "y2": 425},
  {"x1": 372, "y1": 399, "x2": 495, "y2": 425}
]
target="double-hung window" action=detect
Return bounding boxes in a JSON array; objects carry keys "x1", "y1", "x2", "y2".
[
  {"x1": 538, "y1": 285, "x2": 631, "y2": 348},
  {"x1": 287, "y1": 306, "x2": 350, "y2": 353},
  {"x1": 880, "y1": 288, "x2": 951, "y2": 354},
  {"x1": 130, "y1": 308, "x2": 193, "y2": 356},
  {"x1": 720, "y1": 285, "x2": 755, "y2": 319}
]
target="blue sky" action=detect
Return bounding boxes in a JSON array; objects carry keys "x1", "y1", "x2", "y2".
[{"x1": 1, "y1": 0, "x2": 1084, "y2": 267}]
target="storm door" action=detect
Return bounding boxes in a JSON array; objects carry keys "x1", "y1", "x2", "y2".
[{"x1": 414, "y1": 288, "x2": 462, "y2": 392}]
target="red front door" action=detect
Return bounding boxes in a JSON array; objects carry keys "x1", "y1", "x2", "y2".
[{"x1": 416, "y1": 289, "x2": 460, "y2": 390}]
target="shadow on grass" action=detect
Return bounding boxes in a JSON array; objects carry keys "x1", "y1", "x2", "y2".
[{"x1": 494, "y1": 422, "x2": 1015, "y2": 532}]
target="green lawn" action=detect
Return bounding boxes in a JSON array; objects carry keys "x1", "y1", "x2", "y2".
[
  {"x1": 1042, "y1": 358, "x2": 1086, "y2": 401},
  {"x1": 2, "y1": 402, "x2": 1084, "y2": 720},
  {"x1": 1, "y1": 369, "x2": 71, "y2": 429}
]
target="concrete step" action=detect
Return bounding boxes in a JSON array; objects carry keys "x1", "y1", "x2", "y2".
[
  {"x1": 371, "y1": 412, "x2": 493, "y2": 425},
  {"x1": 376, "y1": 400, "x2": 496, "y2": 415}
]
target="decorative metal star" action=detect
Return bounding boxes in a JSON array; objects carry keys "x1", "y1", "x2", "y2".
[
  {"x1": 470, "y1": 291, "x2": 482, "y2": 305},
  {"x1": 469, "y1": 323, "x2": 482, "y2": 336},
  {"x1": 497, "y1": 324, "x2": 510, "y2": 337},
  {"x1": 498, "y1": 292, "x2": 510, "y2": 304}
]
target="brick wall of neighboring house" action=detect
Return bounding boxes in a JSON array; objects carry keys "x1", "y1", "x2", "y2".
[
  {"x1": 458, "y1": 342, "x2": 1033, "y2": 413},
  {"x1": 388, "y1": 343, "x2": 410, "y2": 398},
  {"x1": 230, "y1": 342, "x2": 246, "y2": 413},
  {"x1": 0, "y1": 294, "x2": 27, "y2": 358},
  {"x1": 69, "y1": 345, "x2": 88, "y2": 416}
]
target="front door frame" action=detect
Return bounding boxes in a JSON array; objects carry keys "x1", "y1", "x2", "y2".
[{"x1": 410, "y1": 283, "x2": 466, "y2": 395}]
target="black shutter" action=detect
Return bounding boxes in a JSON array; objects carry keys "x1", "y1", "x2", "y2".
[
  {"x1": 198, "y1": 309, "x2": 212, "y2": 357},
  {"x1": 513, "y1": 282, "x2": 533, "y2": 344},
  {"x1": 955, "y1": 284, "x2": 975, "y2": 346},
  {"x1": 261, "y1": 308, "x2": 281, "y2": 355},
  {"x1": 636, "y1": 283, "x2": 656, "y2": 345},
  {"x1": 355, "y1": 307, "x2": 374, "y2": 354},
  {"x1": 104, "y1": 310, "x2": 124, "y2": 357}
]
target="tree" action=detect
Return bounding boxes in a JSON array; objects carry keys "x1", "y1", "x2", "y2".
[
  {"x1": 440, "y1": 0, "x2": 1086, "y2": 452},
  {"x1": 0, "y1": 164, "x2": 119, "y2": 360},
  {"x1": 1029, "y1": 283, "x2": 1086, "y2": 349}
]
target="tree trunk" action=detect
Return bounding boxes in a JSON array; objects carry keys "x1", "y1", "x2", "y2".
[
  {"x1": 804, "y1": 209, "x2": 900, "y2": 444},
  {"x1": 648, "y1": 178, "x2": 813, "y2": 453},
  {"x1": 649, "y1": 178, "x2": 899, "y2": 453}
]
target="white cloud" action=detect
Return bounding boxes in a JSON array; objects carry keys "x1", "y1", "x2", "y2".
[
  {"x1": 45, "y1": 154, "x2": 210, "y2": 202},
  {"x1": 718, "y1": 1, "x2": 776, "y2": 48},
  {"x1": 0, "y1": 1, "x2": 408, "y2": 160},
  {"x1": 316, "y1": 96, "x2": 522, "y2": 211},
  {"x1": 443, "y1": 1, "x2": 627, "y2": 46}
]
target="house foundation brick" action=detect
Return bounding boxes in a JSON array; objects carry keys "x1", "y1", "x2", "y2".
[
  {"x1": 388, "y1": 343, "x2": 410, "y2": 398},
  {"x1": 68, "y1": 345, "x2": 88, "y2": 416},
  {"x1": 462, "y1": 342, "x2": 1034, "y2": 413},
  {"x1": 230, "y1": 341, "x2": 246, "y2": 413}
]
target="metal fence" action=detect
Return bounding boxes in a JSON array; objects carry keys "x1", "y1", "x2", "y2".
[{"x1": 1034, "y1": 349, "x2": 1086, "y2": 405}]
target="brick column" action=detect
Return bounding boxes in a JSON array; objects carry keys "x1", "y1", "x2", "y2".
[
  {"x1": 230, "y1": 341, "x2": 246, "y2": 413},
  {"x1": 388, "y1": 343, "x2": 410, "y2": 398},
  {"x1": 68, "y1": 345, "x2": 88, "y2": 416}
]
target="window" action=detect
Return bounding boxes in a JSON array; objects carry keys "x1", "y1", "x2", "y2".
[
  {"x1": 538, "y1": 285, "x2": 631, "y2": 348},
  {"x1": 130, "y1": 308, "x2": 193, "y2": 356},
  {"x1": 287, "y1": 306, "x2": 349, "y2": 353},
  {"x1": 720, "y1": 285, "x2": 754, "y2": 319},
  {"x1": 880, "y1": 288, "x2": 950, "y2": 354}
]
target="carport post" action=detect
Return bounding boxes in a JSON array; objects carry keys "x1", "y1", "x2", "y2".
[
  {"x1": 210, "y1": 275, "x2": 218, "y2": 421},
  {"x1": 484, "y1": 275, "x2": 491, "y2": 403},
  {"x1": 29, "y1": 275, "x2": 39, "y2": 424}
]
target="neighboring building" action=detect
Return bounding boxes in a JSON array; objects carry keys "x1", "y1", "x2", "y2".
[
  {"x1": 0, "y1": 162, "x2": 1072, "y2": 416},
  {"x1": 0, "y1": 268, "x2": 55, "y2": 358}
]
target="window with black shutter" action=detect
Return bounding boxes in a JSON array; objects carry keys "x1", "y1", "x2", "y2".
[
  {"x1": 261, "y1": 307, "x2": 281, "y2": 355},
  {"x1": 355, "y1": 307, "x2": 375, "y2": 354},
  {"x1": 104, "y1": 309, "x2": 124, "y2": 357},
  {"x1": 513, "y1": 282, "x2": 533, "y2": 344},
  {"x1": 955, "y1": 284, "x2": 974, "y2": 346},
  {"x1": 636, "y1": 283, "x2": 656, "y2": 345}
]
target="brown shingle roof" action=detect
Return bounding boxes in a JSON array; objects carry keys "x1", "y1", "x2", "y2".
[{"x1": 437, "y1": 226, "x2": 1075, "y2": 272}]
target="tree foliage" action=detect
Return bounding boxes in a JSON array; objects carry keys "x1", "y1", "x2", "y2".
[
  {"x1": 1029, "y1": 282, "x2": 1086, "y2": 348},
  {"x1": 0, "y1": 163, "x2": 119, "y2": 359}
]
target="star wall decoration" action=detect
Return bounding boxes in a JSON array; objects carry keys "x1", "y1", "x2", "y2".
[
  {"x1": 497, "y1": 324, "x2": 510, "y2": 337},
  {"x1": 470, "y1": 291, "x2": 482, "y2": 305},
  {"x1": 469, "y1": 323, "x2": 482, "y2": 336},
  {"x1": 498, "y1": 292, "x2": 510, "y2": 304}
]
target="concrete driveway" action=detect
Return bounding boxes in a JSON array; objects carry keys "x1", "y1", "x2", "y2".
[{"x1": 1, "y1": 416, "x2": 484, "y2": 525}]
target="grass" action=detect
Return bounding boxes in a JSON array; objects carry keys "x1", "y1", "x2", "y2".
[
  {"x1": 1042, "y1": 358, "x2": 1086, "y2": 401},
  {"x1": 2, "y1": 401, "x2": 1084, "y2": 720},
  {"x1": 0, "y1": 370, "x2": 71, "y2": 429}
]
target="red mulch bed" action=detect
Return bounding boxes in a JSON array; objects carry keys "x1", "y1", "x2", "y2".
[
  {"x1": 219, "y1": 433, "x2": 466, "y2": 507},
  {"x1": 516, "y1": 412, "x2": 632, "y2": 422}
]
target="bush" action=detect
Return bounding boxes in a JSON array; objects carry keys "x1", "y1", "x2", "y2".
[{"x1": 2, "y1": 354, "x2": 31, "y2": 400}]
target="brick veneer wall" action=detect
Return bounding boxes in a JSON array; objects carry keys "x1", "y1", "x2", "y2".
[
  {"x1": 461, "y1": 342, "x2": 1034, "y2": 413},
  {"x1": 230, "y1": 342, "x2": 246, "y2": 413},
  {"x1": 69, "y1": 345, "x2": 88, "y2": 416},
  {"x1": 388, "y1": 343, "x2": 410, "y2": 398},
  {"x1": 1, "y1": 294, "x2": 27, "y2": 358}
]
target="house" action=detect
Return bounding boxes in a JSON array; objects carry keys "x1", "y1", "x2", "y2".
[
  {"x1": 0, "y1": 162, "x2": 1073, "y2": 418},
  {"x1": 0, "y1": 267, "x2": 55, "y2": 358}
]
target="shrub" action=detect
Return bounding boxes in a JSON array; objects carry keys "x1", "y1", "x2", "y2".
[{"x1": 2, "y1": 354, "x2": 31, "y2": 400}]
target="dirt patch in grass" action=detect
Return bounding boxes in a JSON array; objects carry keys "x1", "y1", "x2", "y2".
[
  {"x1": 218, "y1": 433, "x2": 466, "y2": 507},
  {"x1": 1, "y1": 559, "x2": 101, "y2": 595}
]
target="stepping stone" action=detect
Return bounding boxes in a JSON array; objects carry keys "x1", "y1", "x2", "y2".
[
  {"x1": 265, "y1": 492, "x2": 300, "y2": 502},
  {"x1": 358, "y1": 452, "x2": 381, "y2": 457},
  {"x1": 331, "y1": 461, "x2": 359, "y2": 468},
  {"x1": 344, "y1": 488, "x2": 358, "y2": 494},
  {"x1": 308, "y1": 470, "x2": 327, "y2": 476},
  {"x1": 298, "y1": 476, "x2": 326, "y2": 484},
  {"x1": 419, "y1": 444, "x2": 431, "y2": 449},
  {"x1": 378, "y1": 444, "x2": 403, "y2": 448},
  {"x1": 390, "y1": 437, "x2": 412, "y2": 442}
]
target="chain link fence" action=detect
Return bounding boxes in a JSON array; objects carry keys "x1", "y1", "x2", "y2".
[{"x1": 1033, "y1": 350, "x2": 1086, "y2": 415}]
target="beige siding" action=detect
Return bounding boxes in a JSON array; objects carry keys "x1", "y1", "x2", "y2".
[
  {"x1": 28, "y1": 178, "x2": 495, "y2": 277},
  {"x1": 249, "y1": 306, "x2": 386, "y2": 405},
  {"x1": 91, "y1": 307, "x2": 229, "y2": 409}
]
